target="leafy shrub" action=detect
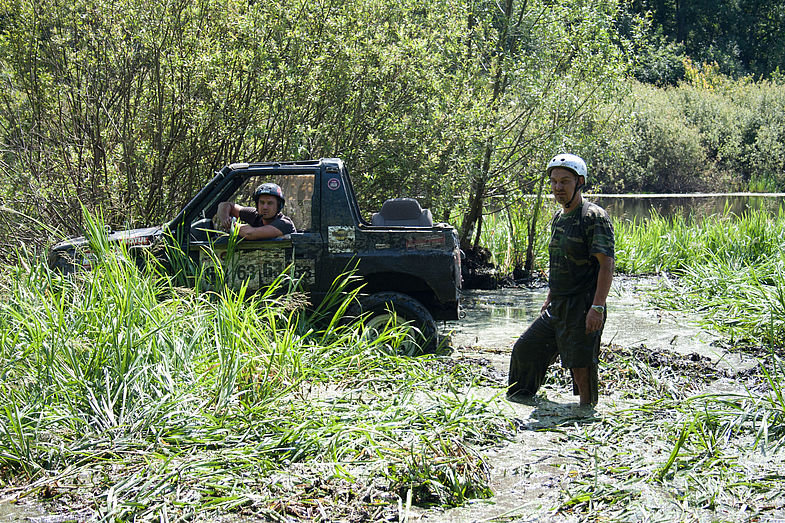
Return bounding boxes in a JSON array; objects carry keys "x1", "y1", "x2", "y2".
[
  {"x1": 630, "y1": 86, "x2": 711, "y2": 192},
  {"x1": 594, "y1": 76, "x2": 785, "y2": 193}
]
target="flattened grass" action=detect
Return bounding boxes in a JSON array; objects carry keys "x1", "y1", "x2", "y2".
[
  {"x1": 552, "y1": 208, "x2": 785, "y2": 521},
  {"x1": 553, "y1": 348, "x2": 785, "y2": 522}
]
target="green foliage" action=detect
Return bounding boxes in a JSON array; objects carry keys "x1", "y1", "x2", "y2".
[
  {"x1": 1, "y1": 0, "x2": 784, "y2": 272},
  {"x1": 615, "y1": 208, "x2": 785, "y2": 346},
  {"x1": 0, "y1": 216, "x2": 512, "y2": 517},
  {"x1": 0, "y1": 0, "x2": 477, "y2": 238},
  {"x1": 465, "y1": 198, "x2": 551, "y2": 275},
  {"x1": 614, "y1": 6, "x2": 687, "y2": 87},
  {"x1": 594, "y1": 82, "x2": 711, "y2": 193},
  {"x1": 593, "y1": 77, "x2": 785, "y2": 193},
  {"x1": 0, "y1": 0, "x2": 634, "y2": 261},
  {"x1": 625, "y1": 0, "x2": 785, "y2": 79},
  {"x1": 456, "y1": 0, "x2": 630, "y2": 248},
  {"x1": 631, "y1": 32, "x2": 687, "y2": 87}
]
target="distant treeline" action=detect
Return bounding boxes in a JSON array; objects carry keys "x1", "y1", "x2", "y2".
[
  {"x1": 0, "y1": 0, "x2": 782, "y2": 259},
  {"x1": 625, "y1": 0, "x2": 785, "y2": 83},
  {"x1": 592, "y1": 70, "x2": 785, "y2": 194}
]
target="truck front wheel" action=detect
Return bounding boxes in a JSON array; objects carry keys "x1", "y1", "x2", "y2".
[
  {"x1": 48, "y1": 249, "x2": 78, "y2": 274},
  {"x1": 347, "y1": 292, "x2": 438, "y2": 355}
]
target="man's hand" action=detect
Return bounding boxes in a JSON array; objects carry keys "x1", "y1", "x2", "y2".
[
  {"x1": 585, "y1": 307, "x2": 604, "y2": 333},
  {"x1": 214, "y1": 202, "x2": 234, "y2": 232},
  {"x1": 540, "y1": 292, "x2": 552, "y2": 315}
]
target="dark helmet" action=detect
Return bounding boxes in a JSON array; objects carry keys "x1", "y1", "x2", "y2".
[{"x1": 253, "y1": 183, "x2": 285, "y2": 211}]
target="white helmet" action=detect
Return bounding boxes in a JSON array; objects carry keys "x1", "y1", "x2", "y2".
[{"x1": 546, "y1": 153, "x2": 587, "y2": 181}]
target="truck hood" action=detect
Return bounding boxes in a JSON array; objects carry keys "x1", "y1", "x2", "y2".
[{"x1": 51, "y1": 225, "x2": 164, "y2": 252}]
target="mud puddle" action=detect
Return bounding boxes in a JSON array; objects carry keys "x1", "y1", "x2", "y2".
[
  {"x1": 446, "y1": 276, "x2": 757, "y2": 374},
  {"x1": 420, "y1": 276, "x2": 772, "y2": 522},
  {"x1": 1, "y1": 277, "x2": 776, "y2": 522}
]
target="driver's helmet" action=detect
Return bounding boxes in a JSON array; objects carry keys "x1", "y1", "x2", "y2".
[
  {"x1": 546, "y1": 153, "x2": 587, "y2": 182},
  {"x1": 253, "y1": 183, "x2": 285, "y2": 211}
]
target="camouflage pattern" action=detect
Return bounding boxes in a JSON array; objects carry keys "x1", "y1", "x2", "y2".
[
  {"x1": 548, "y1": 200, "x2": 614, "y2": 297},
  {"x1": 507, "y1": 198, "x2": 613, "y2": 401},
  {"x1": 507, "y1": 290, "x2": 602, "y2": 397}
]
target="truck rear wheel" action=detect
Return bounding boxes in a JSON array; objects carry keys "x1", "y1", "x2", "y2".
[{"x1": 348, "y1": 291, "x2": 438, "y2": 355}]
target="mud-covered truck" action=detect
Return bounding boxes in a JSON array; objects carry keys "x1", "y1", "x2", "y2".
[{"x1": 49, "y1": 158, "x2": 462, "y2": 351}]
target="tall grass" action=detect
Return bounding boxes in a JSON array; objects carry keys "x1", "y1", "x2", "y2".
[
  {"x1": 472, "y1": 199, "x2": 552, "y2": 275},
  {"x1": 0, "y1": 217, "x2": 512, "y2": 519},
  {"x1": 479, "y1": 200, "x2": 785, "y2": 281},
  {"x1": 615, "y1": 208, "x2": 785, "y2": 346},
  {"x1": 474, "y1": 202, "x2": 785, "y2": 345},
  {"x1": 614, "y1": 207, "x2": 785, "y2": 275},
  {"x1": 555, "y1": 209, "x2": 785, "y2": 518}
]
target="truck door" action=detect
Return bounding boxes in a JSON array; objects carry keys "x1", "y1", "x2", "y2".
[{"x1": 189, "y1": 172, "x2": 320, "y2": 293}]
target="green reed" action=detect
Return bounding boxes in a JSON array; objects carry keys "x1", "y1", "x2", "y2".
[
  {"x1": 614, "y1": 208, "x2": 785, "y2": 346},
  {"x1": 614, "y1": 207, "x2": 785, "y2": 275},
  {"x1": 0, "y1": 215, "x2": 512, "y2": 519},
  {"x1": 475, "y1": 200, "x2": 551, "y2": 276},
  {"x1": 536, "y1": 209, "x2": 785, "y2": 520}
]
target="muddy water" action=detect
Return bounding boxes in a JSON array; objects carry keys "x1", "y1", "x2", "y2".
[
  {"x1": 0, "y1": 277, "x2": 766, "y2": 522},
  {"x1": 592, "y1": 192, "x2": 785, "y2": 221},
  {"x1": 446, "y1": 276, "x2": 752, "y2": 373},
  {"x1": 420, "y1": 276, "x2": 764, "y2": 523}
]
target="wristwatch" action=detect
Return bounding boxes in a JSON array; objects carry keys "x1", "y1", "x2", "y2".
[{"x1": 590, "y1": 304, "x2": 605, "y2": 313}]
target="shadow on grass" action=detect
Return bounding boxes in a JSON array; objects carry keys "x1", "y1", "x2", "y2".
[{"x1": 507, "y1": 393, "x2": 600, "y2": 428}]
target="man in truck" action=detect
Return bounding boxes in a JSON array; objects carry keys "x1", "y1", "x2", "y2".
[
  {"x1": 214, "y1": 182, "x2": 296, "y2": 239},
  {"x1": 507, "y1": 153, "x2": 615, "y2": 407}
]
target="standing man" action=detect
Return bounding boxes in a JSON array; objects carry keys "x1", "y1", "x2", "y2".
[
  {"x1": 508, "y1": 154, "x2": 614, "y2": 407},
  {"x1": 214, "y1": 183, "x2": 296, "y2": 239}
]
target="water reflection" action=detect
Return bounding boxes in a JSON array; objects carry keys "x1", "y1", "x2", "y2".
[
  {"x1": 590, "y1": 193, "x2": 785, "y2": 221},
  {"x1": 448, "y1": 288, "x2": 548, "y2": 349},
  {"x1": 447, "y1": 280, "x2": 739, "y2": 368}
]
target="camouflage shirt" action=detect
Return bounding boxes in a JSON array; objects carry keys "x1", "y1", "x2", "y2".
[{"x1": 548, "y1": 199, "x2": 615, "y2": 297}]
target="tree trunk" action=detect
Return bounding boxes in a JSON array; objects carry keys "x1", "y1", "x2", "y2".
[
  {"x1": 472, "y1": 212, "x2": 483, "y2": 250},
  {"x1": 524, "y1": 174, "x2": 547, "y2": 273},
  {"x1": 458, "y1": 0, "x2": 515, "y2": 250}
]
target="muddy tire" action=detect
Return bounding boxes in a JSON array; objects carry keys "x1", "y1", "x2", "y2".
[{"x1": 347, "y1": 291, "x2": 438, "y2": 355}]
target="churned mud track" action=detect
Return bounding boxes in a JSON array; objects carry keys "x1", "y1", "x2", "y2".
[
  {"x1": 414, "y1": 341, "x2": 774, "y2": 523},
  {"x1": 417, "y1": 279, "x2": 780, "y2": 522}
]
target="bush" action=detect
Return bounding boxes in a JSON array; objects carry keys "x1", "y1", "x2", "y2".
[
  {"x1": 593, "y1": 76, "x2": 785, "y2": 193},
  {"x1": 632, "y1": 93, "x2": 711, "y2": 192}
]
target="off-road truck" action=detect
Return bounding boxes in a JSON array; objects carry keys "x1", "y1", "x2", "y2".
[{"x1": 49, "y1": 158, "x2": 462, "y2": 351}]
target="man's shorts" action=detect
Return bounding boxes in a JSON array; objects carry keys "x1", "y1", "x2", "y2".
[{"x1": 529, "y1": 291, "x2": 601, "y2": 369}]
